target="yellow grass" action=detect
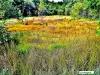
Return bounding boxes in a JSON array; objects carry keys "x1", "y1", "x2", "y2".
[{"x1": 8, "y1": 16, "x2": 97, "y2": 38}]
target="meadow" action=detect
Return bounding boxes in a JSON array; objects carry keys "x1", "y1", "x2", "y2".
[{"x1": 0, "y1": 16, "x2": 100, "y2": 75}]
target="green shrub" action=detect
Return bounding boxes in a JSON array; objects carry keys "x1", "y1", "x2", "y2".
[
  {"x1": 0, "y1": 22, "x2": 10, "y2": 42},
  {"x1": 96, "y1": 29, "x2": 100, "y2": 36},
  {"x1": 70, "y1": 2, "x2": 84, "y2": 19},
  {"x1": 11, "y1": 32, "x2": 32, "y2": 54},
  {"x1": 17, "y1": 43, "x2": 32, "y2": 54}
]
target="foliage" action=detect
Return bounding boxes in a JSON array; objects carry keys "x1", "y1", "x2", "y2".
[
  {"x1": 0, "y1": 10, "x2": 5, "y2": 19},
  {"x1": 64, "y1": 4, "x2": 71, "y2": 15},
  {"x1": 23, "y1": 2, "x2": 37, "y2": 16},
  {"x1": 57, "y1": 5, "x2": 65, "y2": 15},
  {"x1": 0, "y1": 22, "x2": 10, "y2": 42},
  {"x1": 17, "y1": 43, "x2": 32, "y2": 54},
  {"x1": 1, "y1": 0, "x2": 100, "y2": 18},
  {"x1": 38, "y1": 0, "x2": 45, "y2": 16},
  {"x1": 70, "y1": 2, "x2": 84, "y2": 19},
  {"x1": 11, "y1": 32, "x2": 32, "y2": 54},
  {"x1": 13, "y1": 0, "x2": 24, "y2": 6},
  {"x1": 0, "y1": 0, "x2": 13, "y2": 19},
  {"x1": 86, "y1": 0, "x2": 100, "y2": 18},
  {"x1": 4, "y1": 7, "x2": 20, "y2": 19}
]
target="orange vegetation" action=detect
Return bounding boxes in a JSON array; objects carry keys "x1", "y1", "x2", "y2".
[
  {"x1": 7, "y1": 18, "x2": 97, "y2": 37},
  {"x1": 8, "y1": 25, "x2": 42, "y2": 32}
]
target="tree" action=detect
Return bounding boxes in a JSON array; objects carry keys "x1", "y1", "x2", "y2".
[
  {"x1": 57, "y1": 5, "x2": 65, "y2": 15},
  {"x1": 4, "y1": 6, "x2": 20, "y2": 19},
  {"x1": 70, "y1": 2, "x2": 85, "y2": 19},
  {"x1": 13, "y1": 0, "x2": 24, "y2": 6},
  {"x1": 13, "y1": 0, "x2": 24, "y2": 17},
  {"x1": 0, "y1": 0, "x2": 13, "y2": 19},
  {"x1": 23, "y1": 2, "x2": 37, "y2": 16},
  {"x1": 86, "y1": 0, "x2": 100, "y2": 18},
  {"x1": 38, "y1": 0, "x2": 45, "y2": 16}
]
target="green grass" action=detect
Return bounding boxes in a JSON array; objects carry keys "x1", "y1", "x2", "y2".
[{"x1": 48, "y1": 43, "x2": 67, "y2": 51}]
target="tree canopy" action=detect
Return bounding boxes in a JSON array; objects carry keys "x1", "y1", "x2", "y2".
[{"x1": 0, "y1": 0, "x2": 100, "y2": 19}]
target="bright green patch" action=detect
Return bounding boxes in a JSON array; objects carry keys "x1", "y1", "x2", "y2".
[
  {"x1": 96, "y1": 29, "x2": 100, "y2": 36},
  {"x1": 17, "y1": 43, "x2": 32, "y2": 53},
  {"x1": 48, "y1": 43, "x2": 67, "y2": 51}
]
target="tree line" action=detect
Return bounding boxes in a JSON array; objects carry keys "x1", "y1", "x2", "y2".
[{"x1": 0, "y1": 0, "x2": 100, "y2": 19}]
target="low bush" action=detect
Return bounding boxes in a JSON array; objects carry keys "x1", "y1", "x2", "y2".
[{"x1": 0, "y1": 22, "x2": 10, "y2": 43}]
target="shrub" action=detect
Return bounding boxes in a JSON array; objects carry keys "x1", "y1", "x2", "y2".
[
  {"x1": 96, "y1": 29, "x2": 100, "y2": 36},
  {"x1": 0, "y1": 22, "x2": 10, "y2": 43},
  {"x1": 70, "y1": 2, "x2": 84, "y2": 19},
  {"x1": 17, "y1": 43, "x2": 32, "y2": 54},
  {"x1": 11, "y1": 32, "x2": 32, "y2": 54}
]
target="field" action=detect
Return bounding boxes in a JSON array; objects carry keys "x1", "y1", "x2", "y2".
[{"x1": 0, "y1": 16, "x2": 100, "y2": 75}]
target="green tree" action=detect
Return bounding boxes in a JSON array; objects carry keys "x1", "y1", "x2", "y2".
[
  {"x1": 70, "y1": 2, "x2": 85, "y2": 19},
  {"x1": 86, "y1": 0, "x2": 100, "y2": 18},
  {"x1": 38, "y1": 0, "x2": 45, "y2": 16},
  {"x1": 57, "y1": 5, "x2": 65, "y2": 15},
  {"x1": 0, "y1": 0, "x2": 13, "y2": 19}
]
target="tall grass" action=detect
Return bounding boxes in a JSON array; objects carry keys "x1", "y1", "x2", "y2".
[{"x1": 0, "y1": 31, "x2": 99, "y2": 75}]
